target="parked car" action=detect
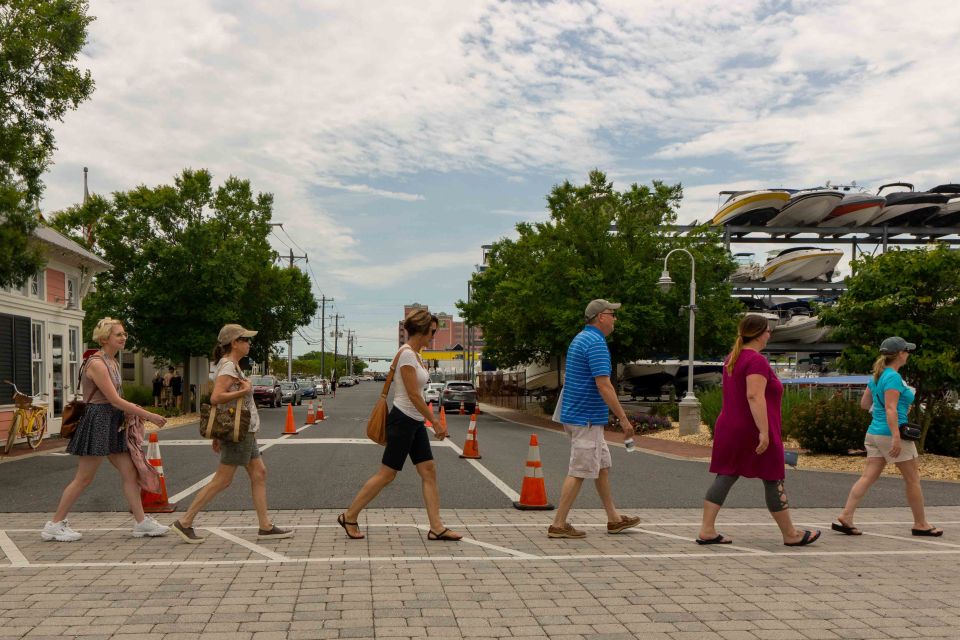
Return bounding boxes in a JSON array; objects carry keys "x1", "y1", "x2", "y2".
[
  {"x1": 280, "y1": 381, "x2": 303, "y2": 405},
  {"x1": 337, "y1": 376, "x2": 354, "y2": 388},
  {"x1": 423, "y1": 382, "x2": 445, "y2": 404},
  {"x1": 441, "y1": 381, "x2": 477, "y2": 414},
  {"x1": 300, "y1": 378, "x2": 317, "y2": 399},
  {"x1": 373, "y1": 372, "x2": 387, "y2": 382},
  {"x1": 250, "y1": 375, "x2": 282, "y2": 408}
]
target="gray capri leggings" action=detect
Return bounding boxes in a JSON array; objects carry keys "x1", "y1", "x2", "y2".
[{"x1": 705, "y1": 474, "x2": 789, "y2": 512}]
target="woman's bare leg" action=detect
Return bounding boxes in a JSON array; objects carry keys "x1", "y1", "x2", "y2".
[{"x1": 53, "y1": 456, "x2": 104, "y2": 522}]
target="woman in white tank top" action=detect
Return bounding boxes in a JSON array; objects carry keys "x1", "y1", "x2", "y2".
[{"x1": 338, "y1": 309, "x2": 462, "y2": 542}]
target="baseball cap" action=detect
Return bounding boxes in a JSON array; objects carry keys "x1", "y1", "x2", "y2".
[
  {"x1": 879, "y1": 336, "x2": 916, "y2": 354},
  {"x1": 585, "y1": 299, "x2": 621, "y2": 320},
  {"x1": 218, "y1": 324, "x2": 258, "y2": 345}
]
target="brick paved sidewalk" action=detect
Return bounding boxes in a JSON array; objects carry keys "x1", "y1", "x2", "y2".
[
  {"x1": 2, "y1": 506, "x2": 959, "y2": 639},
  {"x1": 480, "y1": 403, "x2": 713, "y2": 460}
]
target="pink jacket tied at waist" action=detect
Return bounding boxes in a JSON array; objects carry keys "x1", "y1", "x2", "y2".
[{"x1": 124, "y1": 414, "x2": 160, "y2": 493}]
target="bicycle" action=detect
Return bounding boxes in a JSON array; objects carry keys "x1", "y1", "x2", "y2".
[{"x1": 3, "y1": 380, "x2": 48, "y2": 454}]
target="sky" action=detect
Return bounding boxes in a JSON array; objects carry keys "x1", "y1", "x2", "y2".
[{"x1": 40, "y1": 0, "x2": 960, "y2": 369}]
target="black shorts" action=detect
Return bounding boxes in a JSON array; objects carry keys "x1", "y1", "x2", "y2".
[{"x1": 381, "y1": 406, "x2": 434, "y2": 471}]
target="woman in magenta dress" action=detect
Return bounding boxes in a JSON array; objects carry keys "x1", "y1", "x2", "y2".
[{"x1": 696, "y1": 314, "x2": 821, "y2": 547}]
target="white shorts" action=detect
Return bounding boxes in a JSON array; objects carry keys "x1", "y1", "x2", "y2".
[{"x1": 564, "y1": 424, "x2": 612, "y2": 479}]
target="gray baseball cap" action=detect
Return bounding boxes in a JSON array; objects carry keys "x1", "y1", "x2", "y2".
[
  {"x1": 218, "y1": 324, "x2": 258, "y2": 346},
  {"x1": 879, "y1": 336, "x2": 916, "y2": 354},
  {"x1": 585, "y1": 299, "x2": 621, "y2": 320}
]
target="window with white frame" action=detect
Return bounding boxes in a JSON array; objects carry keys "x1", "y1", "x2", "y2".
[
  {"x1": 68, "y1": 327, "x2": 79, "y2": 395},
  {"x1": 28, "y1": 271, "x2": 44, "y2": 299},
  {"x1": 66, "y1": 277, "x2": 78, "y2": 308},
  {"x1": 31, "y1": 321, "x2": 44, "y2": 396}
]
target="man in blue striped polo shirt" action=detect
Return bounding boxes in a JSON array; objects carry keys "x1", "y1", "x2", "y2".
[{"x1": 548, "y1": 299, "x2": 640, "y2": 539}]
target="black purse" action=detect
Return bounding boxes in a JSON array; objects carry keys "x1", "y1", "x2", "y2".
[{"x1": 898, "y1": 422, "x2": 922, "y2": 442}]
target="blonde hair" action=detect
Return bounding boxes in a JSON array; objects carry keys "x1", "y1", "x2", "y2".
[
  {"x1": 726, "y1": 314, "x2": 769, "y2": 375},
  {"x1": 872, "y1": 353, "x2": 898, "y2": 383},
  {"x1": 403, "y1": 309, "x2": 438, "y2": 337},
  {"x1": 92, "y1": 317, "x2": 124, "y2": 346}
]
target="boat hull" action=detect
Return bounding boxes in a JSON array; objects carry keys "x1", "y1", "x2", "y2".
[
  {"x1": 622, "y1": 363, "x2": 681, "y2": 397},
  {"x1": 712, "y1": 191, "x2": 791, "y2": 226},
  {"x1": 762, "y1": 250, "x2": 843, "y2": 282},
  {"x1": 767, "y1": 191, "x2": 843, "y2": 227},
  {"x1": 819, "y1": 196, "x2": 886, "y2": 227}
]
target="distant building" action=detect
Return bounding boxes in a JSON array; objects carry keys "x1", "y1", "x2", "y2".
[{"x1": 398, "y1": 304, "x2": 482, "y2": 351}]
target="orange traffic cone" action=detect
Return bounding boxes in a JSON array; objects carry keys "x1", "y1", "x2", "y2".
[
  {"x1": 474, "y1": 404, "x2": 481, "y2": 416},
  {"x1": 459, "y1": 400, "x2": 465, "y2": 415},
  {"x1": 459, "y1": 412, "x2": 481, "y2": 459},
  {"x1": 305, "y1": 400, "x2": 315, "y2": 425},
  {"x1": 316, "y1": 399, "x2": 325, "y2": 421},
  {"x1": 513, "y1": 434, "x2": 554, "y2": 510},
  {"x1": 141, "y1": 432, "x2": 176, "y2": 513},
  {"x1": 439, "y1": 406, "x2": 448, "y2": 430},
  {"x1": 284, "y1": 403, "x2": 297, "y2": 435},
  {"x1": 425, "y1": 402, "x2": 434, "y2": 429}
]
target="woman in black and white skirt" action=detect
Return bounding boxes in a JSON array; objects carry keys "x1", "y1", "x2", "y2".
[{"x1": 42, "y1": 318, "x2": 169, "y2": 542}]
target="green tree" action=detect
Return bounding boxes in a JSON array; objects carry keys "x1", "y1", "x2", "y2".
[
  {"x1": 0, "y1": 0, "x2": 95, "y2": 287},
  {"x1": 458, "y1": 170, "x2": 740, "y2": 373},
  {"x1": 50, "y1": 169, "x2": 317, "y2": 406},
  {"x1": 819, "y1": 245, "x2": 960, "y2": 449}
]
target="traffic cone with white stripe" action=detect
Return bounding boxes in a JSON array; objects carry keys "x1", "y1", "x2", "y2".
[
  {"x1": 439, "y1": 406, "x2": 448, "y2": 430},
  {"x1": 316, "y1": 399, "x2": 325, "y2": 421},
  {"x1": 425, "y1": 402, "x2": 434, "y2": 429},
  {"x1": 305, "y1": 400, "x2": 316, "y2": 425},
  {"x1": 459, "y1": 411, "x2": 481, "y2": 459},
  {"x1": 459, "y1": 400, "x2": 465, "y2": 415},
  {"x1": 141, "y1": 432, "x2": 176, "y2": 513},
  {"x1": 513, "y1": 434, "x2": 554, "y2": 510}
]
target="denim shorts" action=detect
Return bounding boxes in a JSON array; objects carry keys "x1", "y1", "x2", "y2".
[{"x1": 220, "y1": 433, "x2": 261, "y2": 466}]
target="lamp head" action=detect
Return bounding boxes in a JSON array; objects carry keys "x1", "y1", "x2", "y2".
[{"x1": 657, "y1": 270, "x2": 673, "y2": 293}]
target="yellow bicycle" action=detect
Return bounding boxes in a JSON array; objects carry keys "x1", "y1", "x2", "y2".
[{"x1": 4, "y1": 380, "x2": 48, "y2": 454}]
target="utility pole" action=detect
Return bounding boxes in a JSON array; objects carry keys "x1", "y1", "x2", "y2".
[
  {"x1": 330, "y1": 314, "x2": 344, "y2": 380},
  {"x1": 318, "y1": 296, "x2": 333, "y2": 380},
  {"x1": 346, "y1": 330, "x2": 355, "y2": 376},
  {"x1": 284, "y1": 248, "x2": 308, "y2": 380}
]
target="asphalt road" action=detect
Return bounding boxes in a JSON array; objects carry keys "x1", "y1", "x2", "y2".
[{"x1": 1, "y1": 382, "x2": 957, "y2": 513}]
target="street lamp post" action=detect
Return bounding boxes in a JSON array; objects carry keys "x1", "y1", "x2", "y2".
[{"x1": 657, "y1": 248, "x2": 700, "y2": 435}]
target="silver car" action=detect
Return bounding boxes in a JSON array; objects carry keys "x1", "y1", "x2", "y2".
[{"x1": 423, "y1": 382, "x2": 445, "y2": 404}]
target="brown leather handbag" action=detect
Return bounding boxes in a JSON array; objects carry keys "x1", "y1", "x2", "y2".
[
  {"x1": 60, "y1": 359, "x2": 92, "y2": 439},
  {"x1": 366, "y1": 349, "x2": 406, "y2": 445}
]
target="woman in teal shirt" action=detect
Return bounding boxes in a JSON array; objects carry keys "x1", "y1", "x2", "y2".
[{"x1": 833, "y1": 337, "x2": 943, "y2": 537}]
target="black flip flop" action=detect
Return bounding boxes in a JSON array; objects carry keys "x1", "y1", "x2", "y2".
[
  {"x1": 695, "y1": 534, "x2": 733, "y2": 545},
  {"x1": 427, "y1": 528, "x2": 462, "y2": 541},
  {"x1": 912, "y1": 527, "x2": 944, "y2": 537},
  {"x1": 784, "y1": 529, "x2": 821, "y2": 547},
  {"x1": 831, "y1": 522, "x2": 862, "y2": 536},
  {"x1": 337, "y1": 513, "x2": 364, "y2": 540}
]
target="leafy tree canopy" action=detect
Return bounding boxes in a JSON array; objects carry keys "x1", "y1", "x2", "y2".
[
  {"x1": 819, "y1": 245, "x2": 960, "y2": 447},
  {"x1": 457, "y1": 170, "x2": 741, "y2": 370},
  {"x1": 0, "y1": 0, "x2": 95, "y2": 287},
  {"x1": 50, "y1": 169, "x2": 317, "y2": 366}
]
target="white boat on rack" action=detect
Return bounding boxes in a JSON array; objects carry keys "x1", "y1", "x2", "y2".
[
  {"x1": 819, "y1": 191, "x2": 886, "y2": 228},
  {"x1": 730, "y1": 252, "x2": 762, "y2": 282},
  {"x1": 770, "y1": 314, "x2": 831, "y2": 343},
  {"x1": 766, "y1": 189, "x2": 844, "y2": 227},
  {"x1": 622, "y1": 362, "x2": 681, "y2": 397},
  {"x1": 926, "y1": 184, "x2": 960, "y2": 227},
  {"x1": 761, "y1": 247, "x2": 843, "y2": 282},
  {"x1": 711, "y1": 190, "x2": 792, "y2": 226},
  {"x1": 524, "y1": 360, "x2": 563, "y2": 392}
]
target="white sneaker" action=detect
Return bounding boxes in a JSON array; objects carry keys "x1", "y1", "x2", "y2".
[
  {"x1": 132, "y1": 516, "x2": 170, "y2": 538},
  {"x1": 41, "y1": 520, "x2": 82, "y2": 542}
]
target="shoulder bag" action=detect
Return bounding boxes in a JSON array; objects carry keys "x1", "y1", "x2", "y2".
[
  {"x1": 199, "y1": 361, "x2": 251, "y2": 443},
  {"x1": 366, "y1": 348, "x2": 407, "y2": 445},
  {"x1": 61, "y1": 355, "x2": 98, "y2": 439}
]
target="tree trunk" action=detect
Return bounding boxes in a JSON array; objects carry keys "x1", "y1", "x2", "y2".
[{"x1": 181, "y1": 352, "x2": 194, "y2": 414}]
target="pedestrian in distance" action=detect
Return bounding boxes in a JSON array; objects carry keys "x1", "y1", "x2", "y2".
[
  {"x1": 338, "y1": 309, "x2": 462, "y2": 542},
  {"x1": 549, "y1": 299, "x2": 641, "y2": 539},
  {"x1": 161, "y1": 366, "x2": 173, "y2": 408},
  {"x1": 170, "y1": 368, "x2": 183, "y2": 410},
  {"x1": 698, "y1": 314, "x2": 820, "y2": 546},
  {"x1": 833, "y1": 337, "x2": 943, "y2": 537},
  {"x1": 42, "y1": 317, "x2": 170, "y2": 542},
  {"x1": 172, "y1": 324, "x2": 292, "y2": 544},
  {"x1": 152, "y1": 370, "x2": 163, "y2": 407},
  {"x1": 330, "y1": 376, "x2": 336, "y2": 398}
]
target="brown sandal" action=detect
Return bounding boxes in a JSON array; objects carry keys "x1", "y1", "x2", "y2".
[{"x1": 337, "y1": 513, "x2": 364, "y2": 540}]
